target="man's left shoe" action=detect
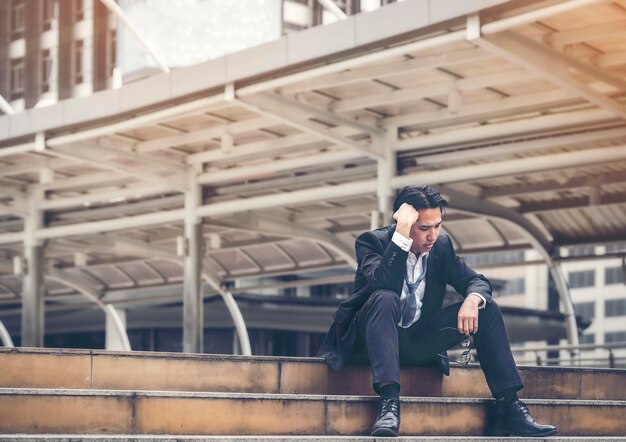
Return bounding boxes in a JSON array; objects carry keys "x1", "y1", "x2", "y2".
[
  {"x1": 487, "y1": 399, "x2": 558, "y2": 437},
  {"x1": 370, "y1": 397, "x2": 400, "y2": 437}
]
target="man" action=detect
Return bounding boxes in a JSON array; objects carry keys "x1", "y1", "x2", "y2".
[{"x1": 318, "y1": 184, "x2": 557, "y2": 437}]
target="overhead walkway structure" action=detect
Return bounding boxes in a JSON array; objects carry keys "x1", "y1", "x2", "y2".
[{"x1": 0, "y1": 0, "x2": 625, "y2": 354}]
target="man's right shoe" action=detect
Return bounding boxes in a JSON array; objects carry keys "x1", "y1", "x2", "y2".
[
  {"x1": 487, "y1": 399, "x2": 558, "y2": 437},
  {"x1": 371, "y1": 397, "x2": 400, "y2": 437}
]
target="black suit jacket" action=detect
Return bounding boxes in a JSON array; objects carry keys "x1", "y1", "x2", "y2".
[{"x1": 318, "y1": 224, "x2": 492, "y2": 374}]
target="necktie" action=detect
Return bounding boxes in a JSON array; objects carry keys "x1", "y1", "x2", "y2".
[{"x1": 400, "y1": 254, "x2": 428, "y2": 327}]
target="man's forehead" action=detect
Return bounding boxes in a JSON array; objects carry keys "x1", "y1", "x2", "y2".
[
  {"x1": 417, "y1": 218, "x2": 442, "y2": 227},
  {"x1": 416, "y1": 207, "x2": 443, "y2": 226}
]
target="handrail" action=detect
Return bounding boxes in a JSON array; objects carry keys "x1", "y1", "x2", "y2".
[
  {"x1": 450, "y1": 342, "x2": 626, "y2": 368},
  {"x1": 510, "y1": 342, "x2": 626, "y2": 353}
]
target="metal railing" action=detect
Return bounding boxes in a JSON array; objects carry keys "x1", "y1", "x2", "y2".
[
  {"x1": 450, "y1": 342, "x2": 626, "y2": 369},
  {"x1": 510, "y1": 342, "x2": 626, "y2": 368}
]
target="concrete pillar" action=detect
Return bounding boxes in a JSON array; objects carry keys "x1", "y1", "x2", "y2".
[
  {"x1": 183, "y1": 171, "x2": 203, "y2": 353},
  {"x1": 376, "y1": 127, "x2": 397, "y2": 226},
  {"x1": 20, "y1": 194, "x2": 44, "y2": 347},
  {"x1": 105, "y1": 307, "x2": 127, "y2": 350}
]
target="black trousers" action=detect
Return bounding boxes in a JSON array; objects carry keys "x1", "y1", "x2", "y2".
[{"x1": 350, "y1": 289, "x2": 523, "y2": 397}]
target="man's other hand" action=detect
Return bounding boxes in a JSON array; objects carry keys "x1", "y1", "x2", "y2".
[{"x1": 457, "y1": 294, "x2": 482, "y2": 335}]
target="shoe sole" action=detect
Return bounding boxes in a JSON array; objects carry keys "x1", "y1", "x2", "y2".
[
  {"x1": 487, "y1": 428, "x2": 558, "y2": 437},
  {"x1": 371, "y1": 427, "x2": 399, "y2": 437}
]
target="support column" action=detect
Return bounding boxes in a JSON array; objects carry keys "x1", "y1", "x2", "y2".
[
  {"x1": 21, "y1": 194, "x2": 45, "y2": 347},
  {"x1": 548, "y1": 261, "x2": 580, "y2": 362},
  {"x1": 376, "y1": 127, "x2": 397, "y2": 226},
  {"x1": 183, "y1": 170, "x2": 203, "y2": 353},
  {"x1": 105, "y1": 307, "x2": 127, "y2": 350}
]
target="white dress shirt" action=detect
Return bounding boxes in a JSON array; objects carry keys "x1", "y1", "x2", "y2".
[{"x1": 391, "y1": 231, "x2": 486, "y2": 328}]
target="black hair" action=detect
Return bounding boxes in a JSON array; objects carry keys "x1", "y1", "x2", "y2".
[{"x1": 392, "y1": 184, "x2": 447, "y2": 216}]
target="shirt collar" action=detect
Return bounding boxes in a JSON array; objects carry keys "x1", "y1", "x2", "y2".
[{"x1": 408, "y1": 250, "x2": 429, "y2": 262}]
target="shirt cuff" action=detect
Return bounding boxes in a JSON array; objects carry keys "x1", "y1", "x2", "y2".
[
  {"x1": 392, "y1": 231, "x2": 413, "y2": 252},
  {"x1": 468, "y1": 292, "x2": 487, "y2": 309}
]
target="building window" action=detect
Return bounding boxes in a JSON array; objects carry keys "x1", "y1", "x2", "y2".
[
  {"x1": 605, "y1": 331, "x2": 626, "y2": 344},
  {"x1": 497, "y1": 278, "x2": 525, "y2": 296},
  {"x1": 74, "y1": 0, "x2": 85, "y2": 22},
  {"x1": 10, "y1": 0, "x2": 25, "y2": 41},
  {"x1": 463, "y1": 250, "x2": 525, "y2": 266},
  {"x1": 605, "y1": 267, "x2": 625, "y2": 285},
  {"x1": 605, "y1": 299, "x2": 626, "y2": 317},
  {"x1": 42, "y1": 0, "x2": 56, "y2": 31},
  {"x1": 574, "y1": 302, "x2": 595, "y2": 320},
  {"x1": 10, "y1": 57, "x2": 25, "y2": 100},
  {"x1": 568, "y1": 270, "x2": 595, "y2": 289},
  {"x1": 310, "y1": 282, "x2": 353, "y2": 299},
  {"x1": 110, "y1": 28, "x2": 117, "y2": 70},
  {"x1": 606, "y1": 242, "x2": 626, "y2": 253},
  {"x1": 74, "y1": 40, "x2": 84, "y2": 84},
  {"x1": 567, "y1": 245, "x2": 595, "y2": 257},
  {"x1": 580, "y1": 333, "x2": 595, "y2": 345}
]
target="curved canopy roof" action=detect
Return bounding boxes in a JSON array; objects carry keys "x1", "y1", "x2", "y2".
[{"x1": 0, "y1": 0, "x2": 625, "y2": 312}]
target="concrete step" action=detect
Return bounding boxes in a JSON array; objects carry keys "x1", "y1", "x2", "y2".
[
  {"x1": 2, "y1": 436, "x2": 626, "y2": 442},
  {"x1": 2, "y1": 348, "x2": 625, "y2": 400},
  {"x1": 0, "y1": 389, "x2": 624, "y2": 437}
]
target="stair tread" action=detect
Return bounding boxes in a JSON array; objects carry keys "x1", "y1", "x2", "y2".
[
  {"x1": 2, "y1": 347, "x2": 625, "y2": 373},
  {"x1": 2, "y1": 436, "x2": 626, "y2": 441},
  {"x1": 2, "y1": 388, "x2": 626, "y2": 406}
]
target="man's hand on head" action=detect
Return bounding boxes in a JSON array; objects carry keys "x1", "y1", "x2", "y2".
[{"x1": 393, "y1": 203, "x2": 419, "y2": 238}]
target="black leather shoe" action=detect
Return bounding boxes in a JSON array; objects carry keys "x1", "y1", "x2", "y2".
[
  {"x1": 371, "y1": 397, "x2": 400, "y2": 437},
  {"x1": 487, "y1": 399, "x2": 558, "y2": 437}
]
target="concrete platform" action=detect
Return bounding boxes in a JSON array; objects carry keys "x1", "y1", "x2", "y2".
[
  {"x1": 0, "y1": 389, "x2": 625, "y2": 436},
  {"x1": 1, "y1": 436, "x2": 626, "y2": 442},
  {"x1": 1, "y1": 348, "x2": 625, "y2": 400}
]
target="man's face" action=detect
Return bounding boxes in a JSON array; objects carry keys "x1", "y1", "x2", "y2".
[{"x1": 409, "y1": 207, "x2": 443, "y2": 254}]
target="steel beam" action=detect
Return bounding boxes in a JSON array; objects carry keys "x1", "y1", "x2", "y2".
[
  {"x1": 109, "y1": 235, "x2": 252, "y2": 355},
  {"x1": 98, "y1": 0, "x2": 170, "y2": 73},
  {"x1": 0, "y1": 319, "x2": 14, "y2": 347},
  {"x1": 214, "y1": 213, "x2": 358, "y2": 269},
  {"x1": 45, "y1": 143, "x2": 188, "y2": 192},
  {"x1": 135, "y1": 117, "x2": 270, "y2": 154},
  {"x1": 279, "y1": 48, "x2": 493, "y2": 95},
  {"x1": 543, "y1": 19, "x2": 626, "y2": 48},
  {"x1": 317, "y1": 0, "x2": 347, "y2": 20},
  {"x1": 471, "y1": 28, "x2": 626, "y2": 120},
  {"x1": 393, "y1": 107, "x2": 616, "y2": 153},
  {"x1": 0, "y1": 93, "x2": 16, "y2": 115},
  {"x1": 332, "y1": 69, "x2": 531, "y2": 113},
  {"x1": 236, "y1": 94, "x2": 383, "y2": 160},
  {"x1": 46, "y1": 267, "x2": 131, "y2": 351}
]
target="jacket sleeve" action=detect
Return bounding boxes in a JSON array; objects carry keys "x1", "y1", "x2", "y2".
[
  {"x1": 442, "y1": 235, "x2": 493, "y2": 303},
  {"x1": 355, "y1": 229, "x2": 408, "y2": 295}
]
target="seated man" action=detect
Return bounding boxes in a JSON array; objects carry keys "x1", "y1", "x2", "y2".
[{"x1": 318, "y1": 184, "x2": 557, "y2": 437}]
